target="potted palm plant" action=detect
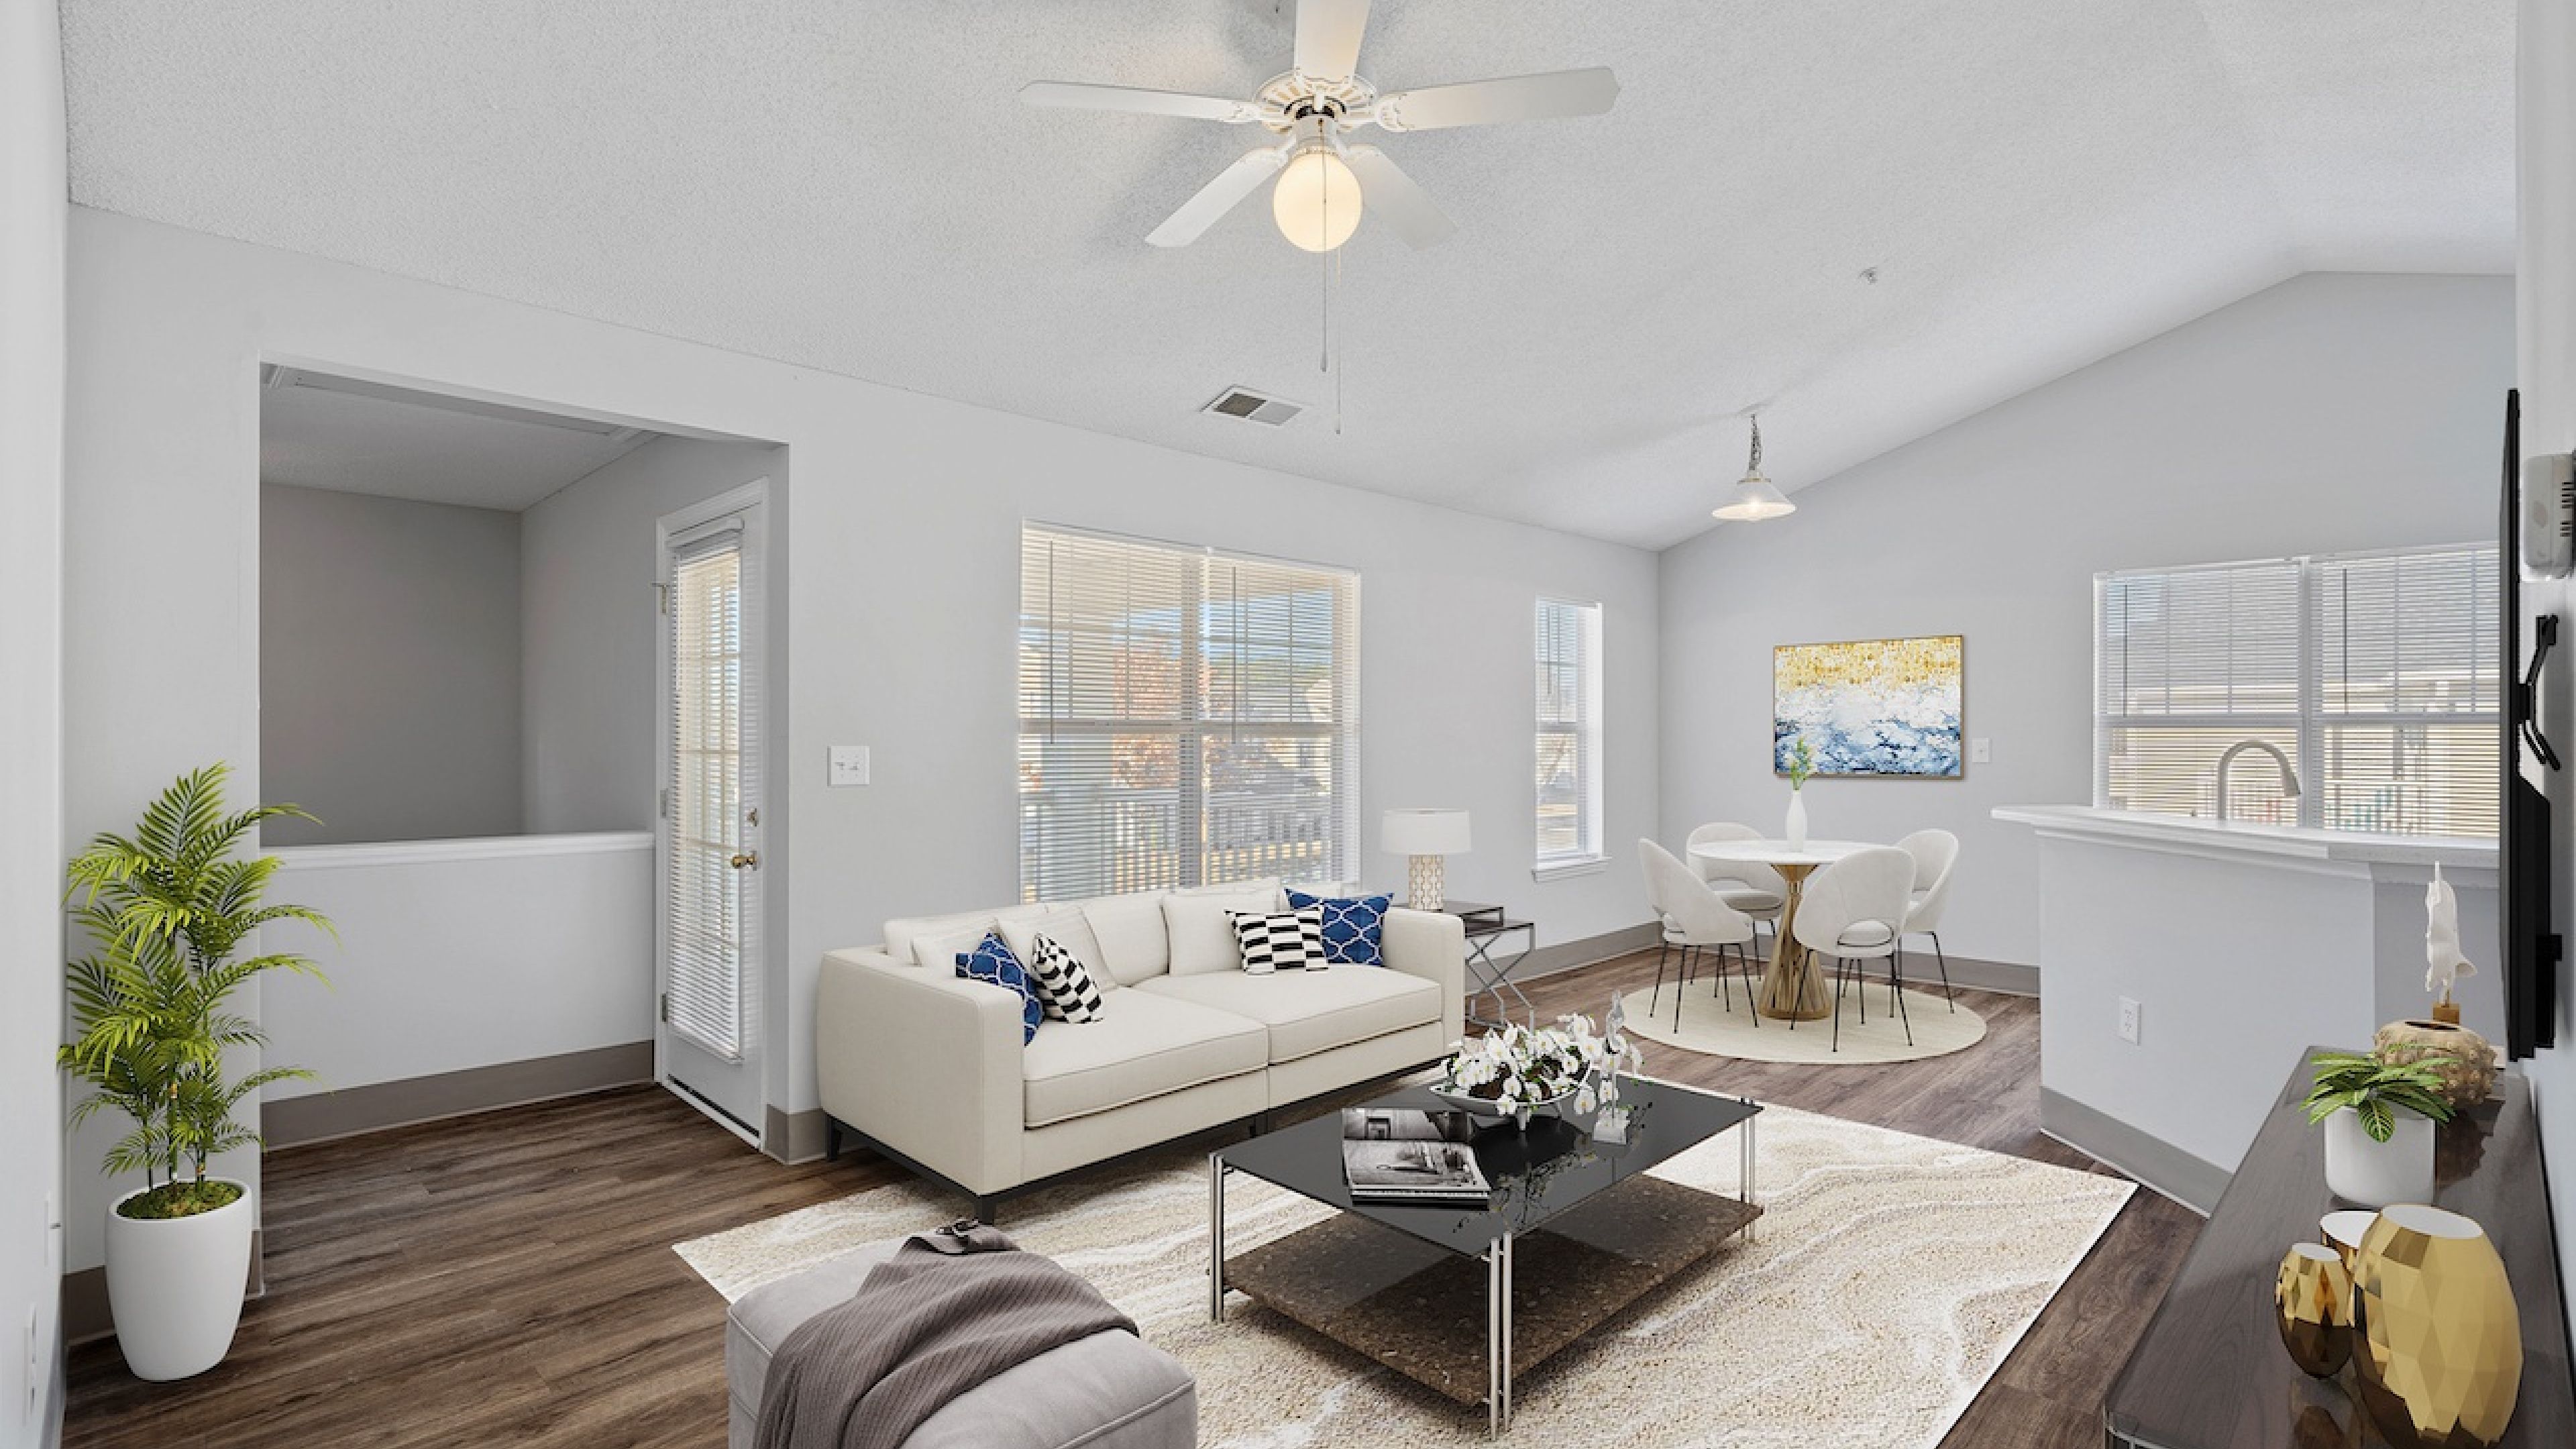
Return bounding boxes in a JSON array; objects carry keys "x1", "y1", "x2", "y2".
[
  {"x1": 60, "y1": 765, "x2": 331, "y2": 1381},
  {"x1": 1783, "y1": 735, "x2": 1815, "y2": 849},
  {"x1": 2303, "y1": 1049, "x2": 2457, "y2": 1208}
]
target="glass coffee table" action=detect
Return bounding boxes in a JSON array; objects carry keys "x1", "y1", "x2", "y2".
[{"x1": 1209, "y1": 1077, "x2": 1760, "y2": 1436}]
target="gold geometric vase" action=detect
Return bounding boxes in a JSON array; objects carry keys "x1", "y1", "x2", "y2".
[
  {"x1": 2350, "y1": 1203, "x2": 2522, "y2": 1448},
  {"x1": 2275, "y1": 1241, "x2": 2353, "y2": 1376}
]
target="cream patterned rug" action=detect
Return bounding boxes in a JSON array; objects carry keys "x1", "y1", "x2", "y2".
[
  {"x1": 1617, "y1": 981, "x2": 1988, "y2": 1065},
  {"x1": 677, "y1": 1101, "x2": 2130, "y2": 1449}
]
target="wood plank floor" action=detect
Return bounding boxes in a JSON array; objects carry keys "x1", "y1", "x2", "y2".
[{"x1": 64, "y1": 951, "x2": 2200, "y2": 1448}]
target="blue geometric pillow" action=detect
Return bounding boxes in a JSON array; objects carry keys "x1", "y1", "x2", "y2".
[
  {"x1": 1287, "y1": 890, "x2": 1393, "y2": 967},
  {"x1": 956, "y1": 932, "x2": 1044, "y2": 1044}
]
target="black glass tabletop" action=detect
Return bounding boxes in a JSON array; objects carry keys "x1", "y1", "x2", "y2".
[{"x1": 1216, "y1": 1076, "x2": 1759, "y2": 1256}]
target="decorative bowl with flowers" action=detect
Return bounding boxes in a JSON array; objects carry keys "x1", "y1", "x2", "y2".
[{"x1": 1434, "y1": 1011, "x2": 1642, "y2": 1129}]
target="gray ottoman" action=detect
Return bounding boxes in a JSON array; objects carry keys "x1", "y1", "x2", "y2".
[{"x1": 724, "y1": 1242, "x2": 1197, "y2": 1449}]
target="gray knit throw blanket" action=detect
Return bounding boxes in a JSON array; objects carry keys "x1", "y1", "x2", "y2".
[{"x1": 753, "y1": 1221, "x2": 1139, "y2": 1449}]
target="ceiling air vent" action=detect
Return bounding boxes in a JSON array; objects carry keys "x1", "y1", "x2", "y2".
[{"x1": 1203, "y1": 386, "x2": 1305, "y2": 427}]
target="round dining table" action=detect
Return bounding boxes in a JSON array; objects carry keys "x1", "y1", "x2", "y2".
[{"x1": 1684, "y1": 837, "x2": 1872, "y2": 1021}]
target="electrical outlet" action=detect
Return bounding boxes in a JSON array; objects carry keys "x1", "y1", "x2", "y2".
[
  {"x1": 1970, "y1": 737, "x2": 1992, "y2": 765},
  {"x1": 2118, "y1": 997, "x2": 2141, "y2": 1044},
  {"x1": 828, "y1": 745, "x2": 871, "y2": 787},
  {"x1": 23, "y1": 1305, "x2": 37, "y2": 1417}
]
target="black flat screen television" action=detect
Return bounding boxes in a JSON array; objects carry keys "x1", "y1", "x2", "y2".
[{"x1": 2502, "y1": 387, "x2": 2560, "y2": 1059}]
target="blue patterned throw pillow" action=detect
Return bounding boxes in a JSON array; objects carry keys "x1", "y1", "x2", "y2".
[
  {"x1": 956, "y1": 932, "x2": 1044, "y2": 1044},
  {"x1": 1287, "y1": 890, "x2": 1393, "y2": 967}
]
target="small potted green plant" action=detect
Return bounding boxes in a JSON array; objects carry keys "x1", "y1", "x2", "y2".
[
  {"x1": 61, "y1": 765, "x2": 330, "y2": 1381},
  {"x1": 2303, "y1": 1049, "x2": 2457, "y2": 1208},
  {"x1": 1782, "y1": 735, "x2": 1816, "y2": 849}
]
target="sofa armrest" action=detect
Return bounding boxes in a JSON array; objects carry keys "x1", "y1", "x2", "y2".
[
  {"x1": 1379, "y1": 908, "x2": 1466, "y2": 1047},
  {"x1": 816, "y1": 947, "x2": 1022, "y2": 1194}
]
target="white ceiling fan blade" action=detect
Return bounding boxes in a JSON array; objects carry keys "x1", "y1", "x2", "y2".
[
  {"x1": 1294, "y1": 0, "x2": 1371, "y2": 84},
  {"x1": 1020, "y1": 80, "x2": 1261, "y2": 124},
  {"x1": 1146, "y1": 147, "x2": 1289, "y2": 247},
  {"x1": 1342, "y1": 146, "x2": 1455, "y2": 248},
  {"x1": 1373, "y1": 67, "x2": 1620, "y2": 132}
]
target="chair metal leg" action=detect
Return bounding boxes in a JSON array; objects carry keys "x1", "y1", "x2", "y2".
[
  {"x1": 1829, "y1": 957, "x2": 1845, "y2": 1053},
  {"x1": 1650, "y1": 939, "x2": 1670, "y2": 1018},
  {"x1": 1717, "y1": 941, "x2": 1733, "y2": 1013},
  {"x1": 1674, "y1": 945, "x2": 1695, "y2": 1032},
  {"x1": 1887, "y1": 952, "x2": 1914, "y2": 1046},
  {"x1": 1931, "y1": 932, "x2": 1955, "y2": 1009}
]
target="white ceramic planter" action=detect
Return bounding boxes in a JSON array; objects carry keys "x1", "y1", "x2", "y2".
[
  {"x1": 1785, "y1": 792, "x2": 1809, "y2": 851},
  {"x1": 105, "y1": 1179, "x2": 254, "y2": 1381},
  {"x1": 2322, "y1": 1108, "x2": 2435, "y2": 1209}
]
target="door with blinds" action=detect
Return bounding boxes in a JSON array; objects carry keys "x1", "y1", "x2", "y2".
[{"x1": 657, "y1": 493, "x2": 767, "y2": 1140}]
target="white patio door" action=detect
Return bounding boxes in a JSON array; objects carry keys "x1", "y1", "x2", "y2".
[{"x1": 656, "y1": 488, "x2": 768, "y2": 1141}]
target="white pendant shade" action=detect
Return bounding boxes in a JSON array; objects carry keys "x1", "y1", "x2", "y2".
[
  {"x1": 1381, "y1": 808, "x2": 1472, "y2": 855},
  {"x1": 1713, "y1": 471, "x2": 1796, "y2": 521},
  {"x1": 1273, "y1": 145, "x2": 1363, "y2": 252}
]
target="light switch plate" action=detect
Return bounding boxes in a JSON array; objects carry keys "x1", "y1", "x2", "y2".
[
  {"x1": 828, "y1": 745, "x2": 871, "y2": 787},
  {"x1": 1970, "y1": 737, "x2": 1992, "y2": 765}
]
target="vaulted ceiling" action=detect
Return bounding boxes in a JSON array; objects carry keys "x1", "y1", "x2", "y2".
[{"x1": 60, "y1": 1, "x2": 2511, "y2": 549}]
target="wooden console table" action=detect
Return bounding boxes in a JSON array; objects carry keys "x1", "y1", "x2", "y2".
[{"x1": 2105, "y1": 1044, "x2": 2574, "y2": 1448}]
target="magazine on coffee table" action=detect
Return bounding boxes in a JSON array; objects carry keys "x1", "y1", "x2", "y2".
[{"x1": 1340, "y1": 1108, "x2": 1490, "y2": 1204}]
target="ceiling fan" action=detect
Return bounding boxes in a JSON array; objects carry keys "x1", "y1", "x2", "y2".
[{"x1": 1022, "y1": 0, "x2": 1619, "y2": 252}]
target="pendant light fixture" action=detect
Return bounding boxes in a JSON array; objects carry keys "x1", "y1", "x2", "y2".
[{"x1": 1713, "y1": 413, "x2": 1796, "y2": 522}]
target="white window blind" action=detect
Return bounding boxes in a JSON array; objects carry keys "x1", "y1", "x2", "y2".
[
  {"x1": 2095, "y1": 543, "x2": 2497, "y2": 837},
  {"x1": 1018, "y1": 525, "x2": 1358, "y2": 902},
  {"x1": 1535, "y1": 598, "x2": 1603, "y2": 865},
  {"x1": 665, "y1": 531, "x2": 754, "y2": 1059}
]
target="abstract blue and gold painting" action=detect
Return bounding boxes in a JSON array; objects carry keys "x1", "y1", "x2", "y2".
[{"x1": 1774, "y1": 635, "x2": 1964, "y2": 778}]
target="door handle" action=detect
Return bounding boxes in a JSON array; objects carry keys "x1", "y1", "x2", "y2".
[{"x1": 729, "y1": 851, "x2": 761, "y2": 870}]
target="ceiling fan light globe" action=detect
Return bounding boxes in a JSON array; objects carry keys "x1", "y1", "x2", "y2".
[{"x1": 1273, "y1": 146, "x2": 1364, "y2": 252}]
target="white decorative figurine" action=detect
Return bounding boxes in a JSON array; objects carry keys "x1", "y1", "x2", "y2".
[{"x1": 2424, "y1": 863, "x2": 2477, "y2": 1023}]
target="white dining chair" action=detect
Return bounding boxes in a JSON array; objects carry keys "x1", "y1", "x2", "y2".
[
  {"x1": 1790, "y1": 847, "x2": 1918, "y2": 1052},
  {"x1": 1895, "y1": 828, "x2": 1960, "y2": 1010},
  {"x1": 1639, "y1": 839, "x2": 1760, "y2": 1030},
  {"x1": 1685, "y1": 821, "x2": 1786, "y2": 952}
]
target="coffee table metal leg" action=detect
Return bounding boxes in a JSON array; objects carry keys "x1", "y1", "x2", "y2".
[
  {"x1": 1486, "y1": 1232, "x2": 1514, "y2": 1436},
  {"x1": 1208, "y1": 1156, "x2": 1228, "y2": 1323},
  {"x1": 1739, "y1": 1104, "x2": 1758, "y2": 1241}
]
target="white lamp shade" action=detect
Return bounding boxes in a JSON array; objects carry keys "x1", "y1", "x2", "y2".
[
  {"x1": 1713, "y1": 471, "x2": 1796, "y2": 522},
  {"x1": 1382, "y1": 808, "x2": 1471, "y2": 856}
]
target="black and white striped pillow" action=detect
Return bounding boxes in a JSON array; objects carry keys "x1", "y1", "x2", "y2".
[
  {"x1": 1025, "y1": 933, "x2": 1106, "y2": 1024},
  {"x1": 1229, "y1": 907, "x2": 1327, "y2": 975}
]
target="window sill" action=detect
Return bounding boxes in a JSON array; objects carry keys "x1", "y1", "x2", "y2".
[{"x1": 1530, "y1": 855, "x2": 1607, "y2": 883}]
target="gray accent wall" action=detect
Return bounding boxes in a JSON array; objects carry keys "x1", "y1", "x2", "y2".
[
  {"x1": 1658, "y1": 271, "x2": 2514, "y2": 970},
  {"x1": 260, "y1": 483, "x2": 526, "y2": 844}
]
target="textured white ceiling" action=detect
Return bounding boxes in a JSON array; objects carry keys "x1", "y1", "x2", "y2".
[
  {"x1": 261, "y1": 377, "x2": 656, "y2": 511},
  {"x1": 62, "y1": 1, "x2": 2511, "y2": 549}
]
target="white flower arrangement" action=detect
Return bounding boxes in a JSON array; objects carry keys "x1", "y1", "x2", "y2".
[{"x1": 1439, "y1": 1008, "x2": 1643, "y2": 1128}]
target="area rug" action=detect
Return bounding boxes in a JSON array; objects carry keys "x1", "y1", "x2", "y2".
[
  {"x1": 676, "y1": 1100, "x2": 2129, "y2": 1449},
  {"x1": 1617, "y1": 980, "x2": 1987, "y2": 1065}
]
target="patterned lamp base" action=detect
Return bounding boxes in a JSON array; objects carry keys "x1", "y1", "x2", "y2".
[{"x1": 1406, "y1": 854, "x2": 1446, "y2": 912}]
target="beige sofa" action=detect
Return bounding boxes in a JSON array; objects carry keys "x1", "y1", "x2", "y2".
[{"x1": 818, "y1": 880, "x2": 1466, "y2": 1217}]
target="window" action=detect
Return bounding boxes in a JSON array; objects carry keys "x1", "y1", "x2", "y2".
[
  {"x1": 2095, "y1": 543, "x2": 2498, "y2": 837},
  {"x1": 1535, "y1": 598, "x2": 1604, "y2": 871},
  {"x1": 1018, "y1": 524, "x2": 1358, "y2": 902}
]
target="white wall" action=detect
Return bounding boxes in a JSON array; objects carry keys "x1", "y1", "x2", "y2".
[
  {"x1": 260, "y1": 835, "x2": 654, "y2": 1098},
  {"x1": 60, "y1": 209, "x2": 1661, "y2": 1269},
  {"x1": 2520, "y1": 0, "x2": 2576, "y2": 1352},
  {"x1": 1659, "y1": 272, "x2": 2512, "y2": 968},
  {"x1": 260, "y1": 484, "x2": 525, "y2": 845},
  {"x1": 2, "y1": 1, "x2": 67, "y2": 1440}
]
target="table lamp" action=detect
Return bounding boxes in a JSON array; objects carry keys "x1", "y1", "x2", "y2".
[{"x1": 1382, "y1": 809, "x2": 1471, "y2": 912}]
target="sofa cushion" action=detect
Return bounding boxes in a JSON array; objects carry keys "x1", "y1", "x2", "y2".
[
  {"x1": 1136, "y1": 967, "x2": 1442, "y2": 1065},
  {"x1": 998, "y1": 910, "x2": 1116, "y2": 999},
  {"x1": 1021, "y1": 989, "x2": 1267, "y2": 1128},
  {"x1": 1228, "y1": 906, "x2": 1326, "y2": 975},
  {"x1": 1078, "y1": 892, "x2": 1171, "y2": 986},
  {"x1": 726, "y1": 1245, "x2": 1196, "y2": 1449},
  {"x1": 888, "y1": 905, "x2": 1049, "y2": 966},
  {"x1": 1161, "y1": 882, "x2": 1283, "y2": 976}
]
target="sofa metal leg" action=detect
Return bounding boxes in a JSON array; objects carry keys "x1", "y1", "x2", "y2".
[{"x1": 824, "y1": 1119, "x2": 841, "y2": 1163}]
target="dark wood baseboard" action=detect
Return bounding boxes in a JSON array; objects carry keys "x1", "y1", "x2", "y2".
[{"x1": 262, "y1": 1042, "x2": 655, "y2": 1148}]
